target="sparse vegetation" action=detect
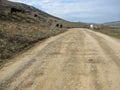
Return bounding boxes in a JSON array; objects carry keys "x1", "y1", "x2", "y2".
[
  {"x1": 0, "y1": 20, "x2": 66, "y2": 65},
  {"x1": 0, "y1": 0, "x2": 87, "y2": 66},
  {"x1": 93, "y1": 25, "x2": 120, "y2": 39}
]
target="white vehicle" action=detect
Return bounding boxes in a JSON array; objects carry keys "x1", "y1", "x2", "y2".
[{"x1": 90, "y1": 24, "x2": 94, "y2": 29}]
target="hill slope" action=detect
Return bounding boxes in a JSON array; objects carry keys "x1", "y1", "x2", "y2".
[
  {"x1": 104, "y1": 21, "x2": 120, "y2": 27},
  {"x1": 0, "y1": 0, "x2": 87, "y2": 27},
  {"x1": 0, "y1": 0, "x2": 88, "y2": 64}
]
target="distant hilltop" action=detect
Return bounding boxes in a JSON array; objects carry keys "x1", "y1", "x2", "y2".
[{"x1": 104, "y1": 21, "x2": 120, "y2": 27}]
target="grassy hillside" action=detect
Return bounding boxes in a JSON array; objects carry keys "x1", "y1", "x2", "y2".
[
  {"x1": 104, "y1": 21, "x2": 120, "y2": 27},
  {"x1": 0, "y1": 0, "x2": 87, "y2": 65},
  {"x1": 92, "y1": 25, "x2": 120, "y2": 39}
]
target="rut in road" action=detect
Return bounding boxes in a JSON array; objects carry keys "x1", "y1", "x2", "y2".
[{"x1": 0, "y1": 28, "x2": 120, "y2": 90}]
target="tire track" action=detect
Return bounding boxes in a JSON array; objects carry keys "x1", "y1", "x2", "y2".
[{"x1": 87, "y1": 30, "x2": 120, "y2": 68}]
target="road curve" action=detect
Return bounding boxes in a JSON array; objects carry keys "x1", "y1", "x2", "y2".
[{"x1": 0, "y1": 28, "x2": 120, "y2": 90}]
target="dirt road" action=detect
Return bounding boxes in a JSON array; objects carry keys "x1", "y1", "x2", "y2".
[{"x1": 0, "y1": 28, "x2": 120, "y2": 90}]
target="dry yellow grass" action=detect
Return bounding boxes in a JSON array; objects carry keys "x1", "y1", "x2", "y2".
[
  {"x1": 0, "y1": 20, "x2": 66, "y2": 65},
  {"x1": 93, "y1": 25, "x2": 120, "y2": 39},
  {"x1": 0, "y1": 0, "x2": 87, "y2": 65}
]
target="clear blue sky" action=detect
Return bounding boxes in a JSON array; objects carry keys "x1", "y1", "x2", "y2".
[{"x1": 9, "y1": 0, "x2": 120, "y2": 23}]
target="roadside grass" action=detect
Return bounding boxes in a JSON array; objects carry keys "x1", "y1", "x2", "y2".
[
  {"x1": 93, "y1": 25, "x2": 120, "y2": 39},
  {"x1": 0, "y1": 20, "x2": 66, "y2": 65},
  {"x1": 0, "y1": 0, "x2": 88, "y2": 67}
]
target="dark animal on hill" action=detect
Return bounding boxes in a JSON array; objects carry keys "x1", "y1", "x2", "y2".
[
  {"x1": 11, "y1": 7, "x2": 24, "y2": 14},
  {"x1": 34, "y1": 14, "x2": 37, "y2": 17},
  {"x1": 60, "y1": 24, "x2": 63, "y2": 28},
  {"x1": 56, "y1": 24, "x2": 59, "y2": 27}
]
